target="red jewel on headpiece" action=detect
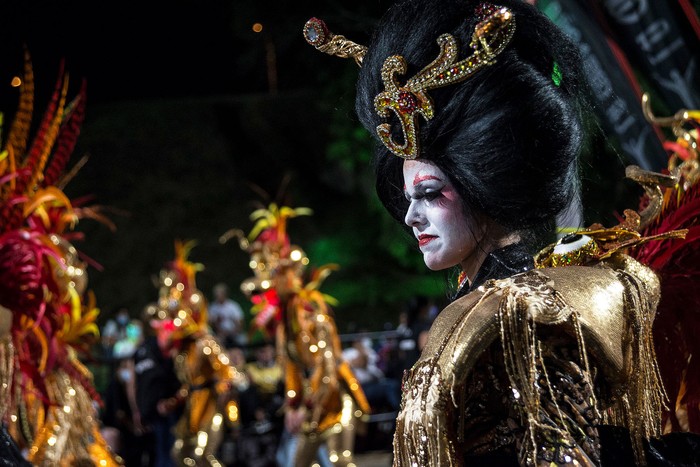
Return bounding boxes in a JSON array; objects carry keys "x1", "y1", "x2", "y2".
[
  {"x1": 474, "y1": 2, "x2": 498, "y2": 22},
  {"x1": 397, "y1": 91, "x2": 418, "y2": 114}
]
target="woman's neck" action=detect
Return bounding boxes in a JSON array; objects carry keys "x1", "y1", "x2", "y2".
[
  {"x1": 452, "y1": 240, "x2": 534, "y2": 301},
  {"x1": 459, "y1": 232, "x2": 521, "y2": 284}
]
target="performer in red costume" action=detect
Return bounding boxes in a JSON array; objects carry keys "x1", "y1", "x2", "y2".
[{"x1": 0, "y1": 53, "x2": 121, "y2": 466}]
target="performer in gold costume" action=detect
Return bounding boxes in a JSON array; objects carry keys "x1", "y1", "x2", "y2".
[
  {"x1": 305, "y1": 1, "x2": 700, "y2": 464},
  {"x1": 224, "y1": 203, "x2": 370, "y2": 466},
  {"x1": 0, "y1": 54, "x2": 120, "y2": 465},
  {"x1": 147, "y1": 241, "x2": 247, "y2": 467}
]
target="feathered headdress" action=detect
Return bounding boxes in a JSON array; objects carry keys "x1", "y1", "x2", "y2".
[
  {"x1": 0, "y1": 52, "x2": 119, "y2": 465},
  {"x1": 222, "y1": 203, "x2": 312, "y2": 296},
  {"x1": 147, "y1": 240, "x2": 207, "y2": 343},
  {"x1": 223, "y1": 202, "x2": 337, "y2": 338}
]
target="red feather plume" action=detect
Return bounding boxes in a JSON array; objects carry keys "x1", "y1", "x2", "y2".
[
  {"x1": 42, "y1": 80, "x2": 87, "y2": 187},
  {"x1": 631, "y1": 181, "x2": 700, "y2": 432},
  {"x1": 14, "y1": 60, "x2": 66, "y2": 195},
  {"x1": 628, "y1": 97, "x2": 700, "y2": 433}
]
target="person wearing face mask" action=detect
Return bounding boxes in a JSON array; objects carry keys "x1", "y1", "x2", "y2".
[
  {"x1": 102, "y1": 308, "x2": 132, "y2": 360},
  {"x1": 101, "y1": 339, "x2": 145, "y2": 466},
  {"x1": 305, "y1": 1, "x2": 700, "y2": 465},
  {"x1": 133, "y1": 311, "x2": 181, "y2": 467}
]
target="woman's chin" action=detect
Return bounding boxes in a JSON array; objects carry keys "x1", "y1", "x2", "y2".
[{"x1": 423, "y1": 258, "x2": 452, "y2": 271}]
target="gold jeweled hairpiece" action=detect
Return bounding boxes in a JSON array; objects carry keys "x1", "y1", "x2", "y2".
[
  {"x1": 375, "y1": 4, "x2": 515, "y2": 159},
  {"x1": 303, "y1": 4, "x2": 515, "y2": 160}
]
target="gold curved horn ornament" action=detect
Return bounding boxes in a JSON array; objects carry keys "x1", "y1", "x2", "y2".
[
  {"x1": 625, "y1": 165, "x2": 678, "y2": 231},
  {"x1": 642, "y1": 92, "x2": 700, "y2": 186},
  {"x1": 303, "y1": 18, "x2": 367, "y2": 66}
]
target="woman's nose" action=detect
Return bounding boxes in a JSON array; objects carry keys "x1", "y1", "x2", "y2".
[{"x1": 405, "y1": 200, "x2": 424, "y2": 227}]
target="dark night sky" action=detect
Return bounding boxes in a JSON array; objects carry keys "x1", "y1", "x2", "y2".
[
  {"x1": 1, "y1": 1, "x2": 227, "y2": 102},
  {"x1": 0, "y1": 0, "x2": 385, "y2": 105},
  {"x1": 0, "y1": 0, "x2": 422, "y2": 330}
]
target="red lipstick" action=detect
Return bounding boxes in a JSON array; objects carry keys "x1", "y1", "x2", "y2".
[{"x1": 418, "y1": 234, "x2": 436, "y2": 246}]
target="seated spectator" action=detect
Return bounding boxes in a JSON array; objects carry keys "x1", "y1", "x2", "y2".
[
  {"x1": 235, "y1": 341, "x2": 284, "y2": 467},
  {"x1": 376, "y1": 312, "x2": 419, "y2": 380},
  {"x1": 112, "y1": 319, "x2": 144, "y2": 363},
  {"x1": 227, "y1": 347, "x2": 248, "y2": 372},
  {"x1": 342, "y1": 336, "x2": 400, "y2": 412}
]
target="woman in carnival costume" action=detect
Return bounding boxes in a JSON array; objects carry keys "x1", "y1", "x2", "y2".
[
  {"x1": 223, "y1": 203, "x2": 370, "y2": 467},
  {"x1": 0, "y1": 55, "x2": 121, "y2": 465},
  {"x1": 304, "y1": 0, "x2": 700, "y2": 465},
  {"x1": 147, "y1": 240, "x2": 248, "y2": 467}
]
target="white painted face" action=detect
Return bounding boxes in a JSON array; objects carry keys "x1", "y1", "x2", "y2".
[{"x1": 403, "y1": 159, "x2": 477, "y2": 271}]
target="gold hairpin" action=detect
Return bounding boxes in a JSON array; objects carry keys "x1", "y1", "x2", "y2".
[
  {"x1": 375, "y1": 4, "x2": 515, "y2": 159},
  {"x1": 303, "y1": 17, "x2": 367, "y2": 67},
  {"x1": 303, "y1": 3, "x2": 515, "y2": 160}
]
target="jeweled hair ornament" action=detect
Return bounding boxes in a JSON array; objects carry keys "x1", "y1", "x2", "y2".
[
  {"x1": 303, "y1": 17, "x2": 367, "y2": 66},
  {"x1": 304, "y1": 3, "x2": 515, "y2": 160},
  {"x1": 376, "y1": 4, "x2": 515, "y2": 159}
]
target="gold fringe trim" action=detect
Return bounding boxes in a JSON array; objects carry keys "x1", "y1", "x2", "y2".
[
  {"x1": 0, "y1": 338, "x2": 14, "y2": 421},
  {"x1": 498, "y1": 290, "x2": 588, "y2": 466},
  {"x1": 498, "y1": 271, "x2": 665, "y2": 466},
  {"x1": 603, "y1": 270, "x2": 665, "y2": 464},
  {"x1": 26, "y1": 369, "x2": 122, "y2": 466}
]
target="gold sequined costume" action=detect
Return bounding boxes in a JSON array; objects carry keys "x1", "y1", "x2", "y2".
[
  {"x1": 147, "y1": 241, "x2": 247, "y2": 467},
  {"x1": 226, "y1": 203, "x2": 371, "y2": 466},
  {"x1": 170, "y1": 335, "x2": 246, "y2": 467},
  {"x1": 394, "y1": 254, "x2": 663, "y2": 465},
  {"x1": 277, "y1": 289, "x2": 370, "y2": 467},
  {"x1": 393, "y1": 165, "x2": 689, "y2": 466}
]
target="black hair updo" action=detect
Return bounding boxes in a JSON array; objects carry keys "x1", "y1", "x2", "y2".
[{"x1": 355, "y1": 0, "x2": 588, "y2": 250}]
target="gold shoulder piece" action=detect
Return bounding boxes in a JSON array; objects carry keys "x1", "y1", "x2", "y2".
[
  {"x1": 427, "y1": 266, "x2": 634, "y2": 392},
  {"x1": 399, "y1": 261, "x2": 661, "y2": 465},
  {"x1": 541, "y1": 265, "x2": 629, "y2": 384},
  {"x1": 420, "y1": 281, "x2": 501, "y2": 387}
]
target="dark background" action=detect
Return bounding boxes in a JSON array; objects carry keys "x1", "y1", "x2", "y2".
[
  {"x1": 0, "y1": 0, "x2": 454, "y2": 334},
  {"x1": 0, "y1": 0, "x2": 653, "y2": 333}
]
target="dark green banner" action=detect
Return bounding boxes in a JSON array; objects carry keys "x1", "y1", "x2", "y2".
[{"x1": 538, "y1": 0, "x2": 670, "y2": 171}]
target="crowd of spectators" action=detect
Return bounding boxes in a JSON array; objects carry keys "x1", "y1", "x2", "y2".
[{"x1": 95, "y1": 290, "x2": 437, "y2": 466}]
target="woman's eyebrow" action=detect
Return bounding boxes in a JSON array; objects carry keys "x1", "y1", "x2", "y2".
[{"x1": 413, "y1": 173, "x2": 441, "y2": 186}]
